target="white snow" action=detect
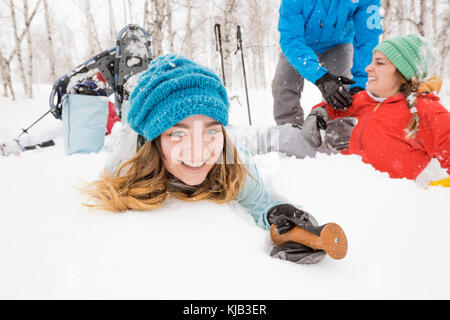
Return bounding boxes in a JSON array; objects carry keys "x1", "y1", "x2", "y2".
[{"x1": 0, "y1": 82, "x2": 449, "y2": 299}]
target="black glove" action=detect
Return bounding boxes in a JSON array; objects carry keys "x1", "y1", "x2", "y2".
[
  {"x1": 324, "y1": 117, "x2": 357, "y2": 151},
  {"x1": 267, "y1": 204, "x2": 322, "y2": 236},
  {"x1": 349, "y1": 86, "x2": 364, "y2": 96},
  {"x1": 315, "y1": 73, "x2": 355, "y2": 110},
  {"x1": 302, "y1": 106, "x2": 329, "y2": 148},
  {"x1": 270, "y1": 242, "x2": 326, "y2": 264},
  {"x1": 267, "y1": 204, "x2": 326, "y2": 264}
]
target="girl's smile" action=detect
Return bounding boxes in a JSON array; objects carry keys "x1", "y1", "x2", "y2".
[
  {"x1": 365, "y1": 51, "x2": 404, "y2": 98},
  {"x1": 160, "y1": 114, "x2": 224, "y2": 186}
]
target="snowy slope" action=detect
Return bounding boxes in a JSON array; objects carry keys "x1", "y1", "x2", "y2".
[{"x1": 0, "y1": 83, "x2": 449, "y2": 299}]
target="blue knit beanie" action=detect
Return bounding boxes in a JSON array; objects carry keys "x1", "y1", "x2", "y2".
[{"x1": 128, "y1": 54, "x2": 229, "y2": 141}]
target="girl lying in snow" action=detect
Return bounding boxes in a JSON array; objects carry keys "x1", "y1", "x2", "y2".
[
  {"x1": 302, "y1": 34, "x2": 450, "y2": 187},
  {"x1": 83, "y1": 54, "x2": 332, "y2": 264}
]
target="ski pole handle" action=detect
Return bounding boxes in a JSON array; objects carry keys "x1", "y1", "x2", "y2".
[{"x1": 270, "y1": 222, "x2": 348, "y2": 260}]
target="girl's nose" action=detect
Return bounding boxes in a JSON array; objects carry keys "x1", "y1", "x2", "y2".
[
  {"x1": 181, "y1": 134, "x2": 205, "y2": 163},
  {"x1": 365, "y1": 63, "x2": 374, "y2": 73}
]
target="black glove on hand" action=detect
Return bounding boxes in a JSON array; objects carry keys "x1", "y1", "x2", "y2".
[
  {"x1": 270, "y1": 242, "x2": 326, "y2": 264},
  {"x1": 302, "y1": 106, "x2": 329, "y2": 148},
  {"x1": 349, "y1": 86, "x2": 364, "y2": 96},
  {"x1": 267, "y1": 204, "x2": 321, "y2": 236},
  {"x1": 267, "y1": 204, "x2": 326, "y2": 264},
  {"x1": 324, "y1": 117, "x2": 357, "y2": 151},
  {"x1": 315, "y1": 72, "x2": 355, "y2": 110}
]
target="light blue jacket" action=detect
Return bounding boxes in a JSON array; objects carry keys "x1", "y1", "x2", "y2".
[
  {"x1": 235, "y1": 150, "x2": 291, "y2": 230},
  {"x1": 279, "y1": 0, "x2": 382, "y2": 89}
]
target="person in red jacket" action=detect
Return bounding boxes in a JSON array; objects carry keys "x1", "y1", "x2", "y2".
[{"x1": 302, "y1": 34, "x2": 450, "y2": 184}]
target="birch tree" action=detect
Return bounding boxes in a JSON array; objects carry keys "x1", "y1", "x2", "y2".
[
  {"x1": 165, "y1": 0, "x2": 175, "y2": 53},
  {"x1": 10, "y1": 0, "x2": 28, "y2": 96},
  {"x1": 431, "y1": 0, "x2": 437, "y2": 42},
  {"x1": 0, "y1": 49, "x2": 15, "y2": 100},
  {"x1": 24, "y1": 0, "x2": 33, "y2": 97},
  {"x1": 1, "y1": 0, "x2": 40, "y2": 99},
  {"x1": 123, "y1": 0, "x2": 128, "y2": 26},
  {"x1": 84, "y1": 0, "x2": 101, "y2": 56},
  {"x1": 42, "y1": 0, "x2": 56, "y2": 82},
  {"x1": 214, "y1": 0, "x2": 239, "y2": 90},
  {"x1": 184, "y1": 0, "x2": 193, "y2": 57},
  {"x1": 380, "y1": 0, "x2": 396, "y2": 40},
  {"x1": 144, "y1": 0, "x2": 167, "y2": 57},
  {"x1": 108, "y1": 0, "x2": 118, "y2": 41},
  {"x1": 247, "y1": 0, "x2": 268, "y2": 89},
  {"x1": 436, "y1": 4, "x2": 450, "y2": 78}
]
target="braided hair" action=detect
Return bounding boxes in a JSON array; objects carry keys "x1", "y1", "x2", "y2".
[{"x1": 399, "y1": 76, "x2": 420, "y2": 140}]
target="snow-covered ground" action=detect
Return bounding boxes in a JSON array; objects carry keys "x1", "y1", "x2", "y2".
[{"x1": 0, "y1": 82, "x2": 449, "y2": 299}]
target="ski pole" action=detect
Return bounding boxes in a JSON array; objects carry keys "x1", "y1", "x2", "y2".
[
  {"x1": 235, "y1": 25, "x2": 251, "y2": 126},
  {"x1": 270, "y1": 222, "x2": 348, "y2": 260},
  {"x1": 17, "y1": 109, "x2": 52, "y2": 138},
  {"x1": 214, "y1": 24, "x2": 226, "y2": 87}
]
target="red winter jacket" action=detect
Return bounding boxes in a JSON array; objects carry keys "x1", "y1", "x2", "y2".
[{"x1": 315, "y1": 91, "x2": 450, "y2": 180}]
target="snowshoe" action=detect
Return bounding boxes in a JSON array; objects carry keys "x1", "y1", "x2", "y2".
[
  {"x1": 49, "y1": 24, "x2": 152, "y2": 120},
  {"x1": 114, "y1": 25, "x2": 152, "y2": 117}
]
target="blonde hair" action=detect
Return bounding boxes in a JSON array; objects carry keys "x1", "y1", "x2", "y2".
[{"x1": 82, "y1": 128, "x2": 248, "y2": 212}]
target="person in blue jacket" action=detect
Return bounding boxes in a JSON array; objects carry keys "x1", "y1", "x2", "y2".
[
  {"x1": 272, "y1": 0, "x2": 382, "y2": 126},
  {"x1": 83, "y1": 54, "x2": 329, "y2": 264}
]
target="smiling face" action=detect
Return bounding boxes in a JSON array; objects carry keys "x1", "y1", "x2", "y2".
[
  {"x1": 159, "y1": 114, "x2": 224, "y2": 186},
  {"x1": 365, "y1": 51, "x2": 405, "y2": 98}
]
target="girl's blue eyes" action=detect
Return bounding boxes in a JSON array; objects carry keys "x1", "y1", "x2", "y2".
[
  {"x1": 170, "y1": 131, "x2": 186, "y2": 137},
  {"x1": 169, "y1": 129, "x2": 220, "y2": 138},
  {"x1": 206, "y1": 129, "x2": 219, "y2": 135}
]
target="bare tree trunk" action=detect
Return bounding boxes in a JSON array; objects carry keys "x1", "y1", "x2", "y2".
[
  {"x1": 10, "y1": 0, "x2": 29, "y2": 97},
  {"x1": 57, "y1": 24, "x2": 76, "y2": 73},
  {"x1": 123, "y1": 0, "x2": 128, "y2": 26},
  {"x1": 381, "y1": 0, "x2": 392, "y2": 40},
  {"x1": 127, "y1": 0, "x2": 133, "y2": 24},
  {"x1": 437, "y1": 4, "x2": 450, "y2": 80},
  {"x1": 108, "y1": 0, "x2": 117, "y2": 41},
  {"x1": 185, "y1": 0, "x2": 193, "y2": 57},
  {"x1": 418, "y1": 1, "x2": 426, "y2": 36},
  {"x1": 431, "y1": 0, "x2": 437, "y2": 41},
  {"x1": 143, "y1": 0, "x2": 149, "y2": 31},
  {"x1": 43, "y1": 0, "x2": 56, "y2": 82},
  {"x1": 166, "y1": 0, "x2": 175, "y2": 52},
  {"x1": 0, "y1": 53, "x2": 6, "y2": 96},
  {"x1": 410, "y1": 0, "x2": 417, "y2": 33},
  {"x1": 0, "y1": 50, "x2": 16, "y2": 100},
  {"x1": 222, "y1": 0, "x2": 239, "y2": 90},
  {"x1": 146, "y1": 0, "x2": 166, "y2": 57},
  {"x1": 7, "y1": 0, "x2": 42, "y2": 63},
  {"x1": 84, "y1": 0, "x2": 101, "y2": 56},
  {"x1": 258, "y1": 42, "x2": 266, "y2": 89},
  {"x1": 397, "y1": 1, "x2": 405, "y2": 35},
  {"x1": 24, "y1": 0, "x2": 33, "y2": 98},
  {"x1": 248, "y1": 0, "x2": 267, "y2": 89}
]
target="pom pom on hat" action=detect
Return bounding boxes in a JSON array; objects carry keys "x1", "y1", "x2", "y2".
[{"x1": 128, "y1": 54, "x2": 229, "y2": 141}]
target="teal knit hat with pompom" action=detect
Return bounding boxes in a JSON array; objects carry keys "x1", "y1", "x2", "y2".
[
  {"x1": 373, "y1": 34, "x2": 435, "y2": 81},
  {"x1": 128, "y1": 54, "x2": 229, "y2": 141}
]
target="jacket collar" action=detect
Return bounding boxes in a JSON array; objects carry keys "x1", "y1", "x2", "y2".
[
  {"x1": 364, "y1": 91, "x2": 440, "y2": 105},
  {"x1": 362, "y1": 91, "x2": 404, "y2": 105}
]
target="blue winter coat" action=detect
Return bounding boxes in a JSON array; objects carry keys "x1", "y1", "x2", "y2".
[
  {"x1": 279, "y1": 0, "x2": 382, "y2": 90},
  {"x1": 235, "y1": 149, "x2": 292, "y2": 230}
]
